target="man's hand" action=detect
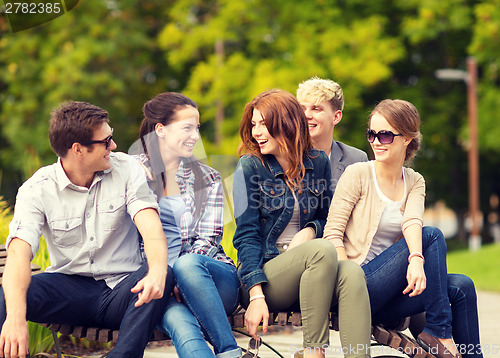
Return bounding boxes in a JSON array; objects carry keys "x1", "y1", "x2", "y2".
[
  {"x1": 131, "y1": 267, "x2": 167, "y2": 307},
  {"x1": 172, "y1": 286, "x2": 183, "y2": 303},
  {"x1": 0, "y1": 317, "x2": 29, "y2": 358}
]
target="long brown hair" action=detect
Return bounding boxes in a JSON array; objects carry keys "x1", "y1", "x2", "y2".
[
  {"x1": 139, "y1": 92, "x2": 208, "y2": 221},
  {"x1": 238, "y1": 89, "x2": 313, "y2": 189}
]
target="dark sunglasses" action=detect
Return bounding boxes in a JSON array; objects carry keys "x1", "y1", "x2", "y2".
[
  {"x1": 81, "y1": 133, "x2": 114, "y2": 150},
  {"x1": 366, "y1": 129, "x2": 402, "y2": 144}
]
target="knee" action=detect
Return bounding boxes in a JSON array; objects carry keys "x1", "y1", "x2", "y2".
[
  {"x1": 310, "y1": 240, "x2": 338, "y2": 269},
  {"x1": 337, "y1": 260, "x2": 367, "y2": 290},
  {"x1": 448, "y1": 274, "x2": 477, "y2": 303},
  {"x1": 422, "y1": 226, "x2": 446, "y2": 248}
]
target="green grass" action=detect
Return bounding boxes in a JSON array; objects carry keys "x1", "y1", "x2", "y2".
[{"x1": 447, "y1": 243, "x2": 500, "y2": 292}]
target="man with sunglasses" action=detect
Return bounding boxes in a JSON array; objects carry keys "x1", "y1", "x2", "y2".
[
  {"x1": 297, "y1": 77, "x2": 368, "y2": 192},
  {"x1": 0, "y1": 101, "x2": 173, "y2": 358}
]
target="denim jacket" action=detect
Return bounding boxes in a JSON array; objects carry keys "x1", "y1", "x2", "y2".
[{"x1": 232, "y1": 149, "x2": 333, "y2": 291}]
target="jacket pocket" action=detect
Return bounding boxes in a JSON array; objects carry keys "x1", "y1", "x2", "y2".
[
  {"x1": 259, "y1": 182, "x2": 286, "y2": 211},
  {"x1": 306, "y1": 180, "x2": 327, "y2": 210}
]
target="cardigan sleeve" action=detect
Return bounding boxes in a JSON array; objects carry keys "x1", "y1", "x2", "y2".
[
  {"x1": 323, "y1": 163, "x2": 363, "y2": 248},
  {"x1": 402, "y1": 169, "x2": 426, "y2": 232}
]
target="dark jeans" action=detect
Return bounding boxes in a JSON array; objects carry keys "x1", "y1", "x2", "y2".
[
  {"x1": 0, "y1": 263, "x2": 174, "y2": 358},
  {"x1": 363, "y1": 226, "x2": 482, "y2": 358}
]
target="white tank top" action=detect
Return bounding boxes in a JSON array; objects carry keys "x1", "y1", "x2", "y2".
[{"x1": 362, "y1": 162, "x2": 406, "y2": 265}]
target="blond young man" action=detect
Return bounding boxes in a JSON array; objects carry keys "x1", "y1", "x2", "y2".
[{"x1": 297, "y1": 77, "x2": 368, "y2": 192}]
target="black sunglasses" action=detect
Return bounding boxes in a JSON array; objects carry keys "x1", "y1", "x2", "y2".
[
  {"x1": 81, "y1": 134, "x2": 114, "y2": 150},
  {"x1": 366, "y1": 129, "x2": 402, "y2": 144}
]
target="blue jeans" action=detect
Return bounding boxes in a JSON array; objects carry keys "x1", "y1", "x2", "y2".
[
  {"x1": 0, "y1": 263, "x2": 174, "y2": 358},
  {"x1": 158, "y1": 253, "x2": 241, "y2": 358},
  {"x1": 363, "y1": 227, "x2": 482, "y2": 358}
]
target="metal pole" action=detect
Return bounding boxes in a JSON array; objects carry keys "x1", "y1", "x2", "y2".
[{"x1": 467, "y1": 57, "x2": 481, "y2": 251}]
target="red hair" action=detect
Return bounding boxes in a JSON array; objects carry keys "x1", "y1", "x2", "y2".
[{"x1": 238, "y1": 89, "x2": 313, "y2": 188}]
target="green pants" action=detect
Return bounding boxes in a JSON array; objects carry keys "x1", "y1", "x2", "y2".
[{"x1": 241, "y1": 240, "x2": 371, "y2": 357}]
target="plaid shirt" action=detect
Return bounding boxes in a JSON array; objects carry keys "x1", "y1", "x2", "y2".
[{"x1": 138, "y1": 155, "x2": 234, "y2": 266}]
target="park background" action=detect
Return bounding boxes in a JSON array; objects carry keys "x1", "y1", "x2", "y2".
[{"x1": 1, "y1": 0, "x2": 500, "y2": 354}]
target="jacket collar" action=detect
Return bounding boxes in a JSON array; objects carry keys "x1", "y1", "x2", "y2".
[
  {"x1": 264, "y1": 152, "x2": 314, "y2": 178},
  {"x1": 330, "y1": 140, "x2": 344, "y2": 164}
]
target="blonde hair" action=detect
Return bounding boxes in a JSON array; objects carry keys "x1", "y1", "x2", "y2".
[{"x1": 297, "y1": 77, "x2": 344, "y2": 112}]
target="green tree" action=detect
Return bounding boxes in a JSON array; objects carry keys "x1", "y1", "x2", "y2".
[
  {"x1": 158, "y1": 0, "x2": 405, "y2": 151},
  {"x1": 0, "y1": 0, "x2": 173, "y2": 202}
]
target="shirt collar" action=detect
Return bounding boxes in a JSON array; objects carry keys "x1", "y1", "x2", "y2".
[
  {"x1": 175, "y1": 159, "x2": 197, "y2": 189},
  {"x1": 55, "y1": 157, "x2": 107, "y2": 192},
  {"x1": 176, "y1": 159, "x2": 192, "y2": 179}
]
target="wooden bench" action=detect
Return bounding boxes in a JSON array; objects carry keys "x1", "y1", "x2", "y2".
[
  {"x1": 0, "y1": 245, "x2": 434, "y2": 358},
  {"x1": 42, "y1": 309, "x2": 434, "y2": 358}
]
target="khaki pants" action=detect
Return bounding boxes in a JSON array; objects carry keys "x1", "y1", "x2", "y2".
[{"x1": 241, "y1": 240, "x2": 371, "y2": 357}]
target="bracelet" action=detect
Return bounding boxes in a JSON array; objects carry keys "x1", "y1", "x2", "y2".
[
  {"x1": 408, "y1": 251, "x2": 425, "y2": 264},
  {"x1": 249, "y1": 295, "x2": 265, "y2": 302}
]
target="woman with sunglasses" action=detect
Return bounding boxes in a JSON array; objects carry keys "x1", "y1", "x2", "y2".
[
  {"x1": 232, "y1": 89, "x2": 371, "y2": 358},
  {"x1": 323, "y1": 99, "x2": 482, "y2": 358},
  {"x1": 133, "y1": 92, "x2": 241, "y2": 358}
]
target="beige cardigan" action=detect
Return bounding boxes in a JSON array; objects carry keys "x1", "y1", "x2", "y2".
[{"x1": 323, "y1": 161, "x2": 425, "y2": 264}]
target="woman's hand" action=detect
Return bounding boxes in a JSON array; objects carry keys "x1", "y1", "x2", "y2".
[
  {"x1": 245, "y1": 298, "x2": 269, "y2": 340},
  {"x1": 172, "y1": 286, "x2": 183, "y2": 303},
  {"x1": 137, "y1": 160, "x2": 153, "y2": 180},
  {"x1": 403, "y1": 257, "x2": 426, "y2": 297},
  {"x1": 286, "y1": 227, "x2": 315, "y2": 251}
]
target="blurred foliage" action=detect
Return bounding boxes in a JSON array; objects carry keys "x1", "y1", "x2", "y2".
[
  {"x1": 0, "y1": 0, "x2": 178, "y2": 196},
  {"x1": 1, "y1": 0, "x2": 500, "y2": 242}
]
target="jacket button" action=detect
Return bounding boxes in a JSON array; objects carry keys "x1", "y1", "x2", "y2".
[
  {"x1": 270, "y1": 190, "x2": 275, "y2": 195},
  {"x1": 298, "y1": 190, "x2": 303, "y2": 194},
  {"x1": 303, "y1": 209, "x2": 307, "y2": 214}
]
